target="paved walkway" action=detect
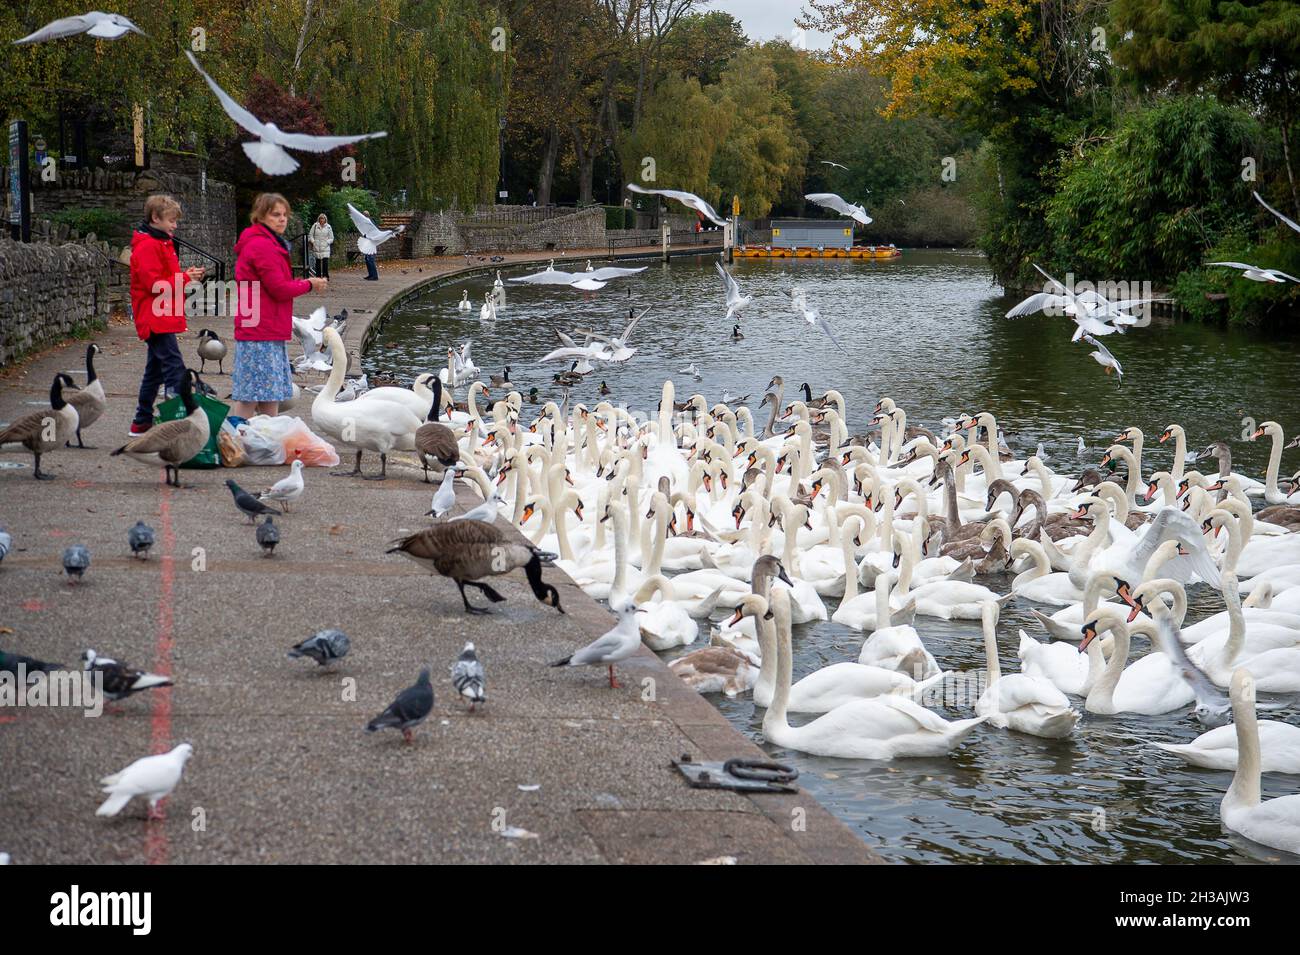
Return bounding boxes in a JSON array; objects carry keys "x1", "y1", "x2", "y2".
[{"x1": 0, "y1": 249, "x2": 874, "y2": 864}]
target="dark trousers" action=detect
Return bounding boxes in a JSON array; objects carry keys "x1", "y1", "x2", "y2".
[
  {"x1": 133, "y1": 332, "x2": 187, "y2": 426},
  {"x1": 364, "y1": 253, "x2": 378, "y2": 280},
  {"x1": 316, "y1": 255, "x2": 329, "y2": 279}
]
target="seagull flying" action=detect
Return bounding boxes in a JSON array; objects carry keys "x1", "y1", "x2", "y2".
[
  {"x1": 185, "y1": 51, "x2": 386, "y2": 175},
  {"x1": 820, "y1": 161, "x2": 849, "y2": 171},
  {"x1": 508, "y1": 261, "x2": 606, "y2": 291},
  {"x1": 626, "y1": 184, "x2": 728, "y2": 226},
  {"x1": 1207, "y1": 261, "x2": 1299, "y2": 284},
  {"x1": 715, "y1": 262, "x2": 752, "y2": 320},
  {"x1": 574, "y1": 306, "x2": 651, "y2": 363},
  {"x1": 790, "y1": 293, "x2": 848, "y2": 356},
  {"x1": 1082, "y1": 334, "x2": 1122, "y2": 381},
  {"x1": 14, "y1": 11, "x2": 145, "y2": 44},
  {"x1": 1254, "y1": 191, "x2": 1300, "y2": 235},
  {"x1": 346, "y1": 203, "x2": 405, "y2": 256},
  {"x1": 804, "y1": 192, "x2": 872, "y2": 227},
  {"x1": 1007, "y1": 264, "x2": 1148, "y2": 341}
]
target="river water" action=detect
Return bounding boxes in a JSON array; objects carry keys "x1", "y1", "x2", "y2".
[{"x1": 376, "y1": 250, "x2": 1300, "y2": 863}]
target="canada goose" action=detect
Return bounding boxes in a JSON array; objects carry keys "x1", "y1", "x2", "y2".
[
  {"x1": 1, "y1": 372, "x2": 79, "y2": 479},
  {"x1": 731, "y1": 324, "x2": 743, "y2": 340},
  {"x1": 195, "y1": 328, "x2": 227, "y2": 374},
  {"x1": 111, "y1": 371, "x2": 209, "y2": 487},
  {"x1": 490, "y1": 367, "x2": 514, "y2": 389},
  {"x1": 386, "y1": 520, "x2": 564, "y2": 615},
  {"x1": 415, "y1": 378, "x2": 461, "y2": 483},
  {"x1": 64, "y1": 343, "x2": 106, "y2": 448}
]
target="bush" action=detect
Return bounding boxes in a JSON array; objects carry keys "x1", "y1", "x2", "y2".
[
  {"x1": 1173, "y1": 236, "x2": 1300, "y2": 327},
  {"x1": 303, "y1": 186, "x2": 382, "y2": 237},
  {"x1": 604, "y1": 205, "x2": 634, "y2": 230},
  {"x1": 45, "y1": 207, "x2": 128, "y2": 241}
]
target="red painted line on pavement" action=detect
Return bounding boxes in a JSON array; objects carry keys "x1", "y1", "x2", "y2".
[{"x1": 145, "y1": 477, "x2": 176, "y2": 864}]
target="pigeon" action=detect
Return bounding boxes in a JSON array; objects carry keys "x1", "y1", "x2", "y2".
[
  {"x1": 226, "y1": 479, "x2": 282, "y2": 523},
  {"x1": 127, "y1": 521, "x2": 155, "y2": 559},
  {"x1": 426, "y1": 465, "x2": 461, "y2": 519},
  {"x1": 255, "y1": 516, "x2": 280, "y2": 556},
  {"x1": 96, "y1": 744, "x2": 193, "y2": 820},
  {"x1": 260, "y1": 459, "x2": 305, "y2": 513},
  {"x1": 288, "y1": 628, "x2": 351, "y2": 666},
  {"x1": 62, "y1": 544, "x2": 90, "y2": 583},
  {"x1": 550, "y1": 598, "x2": 641, "y2": 688},
  {"x1": 0, "y1": 527, "x2": 11, "y2": 564},
  {"x1": 13, "y1": 11, "x2": 146, "y2": 44},
  {"x1": 804, "y1": 192, "x2": 872, "y2": 226},
  {"x1": 451, "y1": 641, "x2": 486, "y2": 711},
  {"x1": 185, "y1": 50, "x2": 387, "y2": 175},
  {"x1": 626, "y1": 183, "x2": 728, "y2": 226},
  {"x1": 366, "y1": 668, "x2": 434, "y2": 743},
  {"x1": 0, "y1": 648, "x2": 63, "y2": 679},
  {"x1": 346, "y1": 203, "x2": 405, "y2": 256},
  {"x1": 81, "y1": 649, "x2": 172, "y2": 702}
]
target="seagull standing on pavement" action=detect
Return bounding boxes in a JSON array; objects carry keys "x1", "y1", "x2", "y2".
[
  {"x1": 550, "y1": 598, "x2": 642, "y2": 688},
  {"x1": 427, "y1": 466, "x2": 462, "y2": 519},
  {"x1": 1207, "y1": 261, "x2": 1299, "y2": 284},
  {"x1": 260, "y1": 459, "x2": 305, "y2": 513}
]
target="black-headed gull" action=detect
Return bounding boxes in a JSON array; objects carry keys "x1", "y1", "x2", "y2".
[
  {"x1": 1082, "y1": 334, "x2": 1122, "y2": 381},
  {"x1": 14, "y1": 11, "x2": 145, "y2": 44},
  {"x1": 820, "y1": 160, "x2": 849, "y2": 171},
  {"x1": 1207, "y1": 261, "x2": 1299, "y2": 284},
  {"x1": 626, "y1": 183, "x2": 728, "y2": 226},
  {"x1": 1254, "y1": 191, "x2": 1300, "y2": 235},
  {"x1": 97, "y1": 744, "x2": 192, "y2": 819},
  {"x1": 346, "y1": 203, "x2": 404, "y2": 255},
  {"x1": 550, "y1": 598, "x2": 641, "y2": 687},
  {"x1": 715, "y1": 262, "x2": 752, "y2": 320},
  {"x1": 186, "y1": 50, "x2": 386, "y2": 175},
  {"x1": 790, "y1": 293, "x2": 848, "y2": 356},
  {"x1": 260, "y1": 459, "x2": 305, "y2": 512},
  {"x1": 509, "y1": 260, "x2": 605, "y2": 291},
  {"x1": 805, "y1": 192, "x2": 872, "y2": 226}
]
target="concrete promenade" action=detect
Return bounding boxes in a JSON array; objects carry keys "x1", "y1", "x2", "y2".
[{"x1": 0, "y1": 249, "x2": 876, "y2": 864}]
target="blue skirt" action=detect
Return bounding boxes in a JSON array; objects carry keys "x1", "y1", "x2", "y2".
[{"x1": 231, "y1": 340, "x2": 293, "y2": 402}]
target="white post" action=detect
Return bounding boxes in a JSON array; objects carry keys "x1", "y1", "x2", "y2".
[{"x1": 661, "y1": 219, "x2": 670, "y2": 262}]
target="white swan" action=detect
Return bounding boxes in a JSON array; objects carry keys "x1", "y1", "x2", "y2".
[
  {"x1": 896, "y1": 532, "x2": 1008, "y2": 620},
  {"x1": 1155, "y1": 719, "x2": 1300, "y2": 773},
  {"x1": 1008, "y1": 538, "x2": 1085, "y2": 605},
  {"x1": 856, "y1": 574, "x2": 940, "y2": 679},
  {"x1": 1017, "y1": 628, "x2": 1108, "y2": 697},
  {"x1": 632, "y1": 575, "x2": 699, "y2": 651},
  {"x1": 975, "y1": 602, "x2": 1078, "y2": 738},
  {"x1": 457, "y1": 290, "x2": 471, "y2": 311},
  {"x1": 1080, "y1": 600, "x2": 1193, "y2": 715},
  {"x1": 1219, "y1": 669, "x2": 1300, "y2": 854},
  {"x1": 759, "y1": 588, "x2": 988, "y2": 760}
]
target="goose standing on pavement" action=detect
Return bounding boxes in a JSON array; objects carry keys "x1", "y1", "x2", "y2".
[
  {"x1": 414, "y1": 378, "x2": 461, "y2": 483},
  {"x1": 1, "y1": 373, "x2": 79, "y2": 479},
  {"x1": 111, "y1": 370, "x2": 208, "y2": 487},
  {"x1": 64, "y1": 343, "x2": 106, "y2": 448},
  {"x1": 195, "y1": 328, "x2": 227, "y2": 374}
]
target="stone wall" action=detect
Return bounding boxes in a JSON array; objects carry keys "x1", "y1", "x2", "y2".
[
  {"x1": 0, "y1": 237, "x2": 113, "y2": 366},
  {"x1": 409, "y1": 206, "x2": 607, "y2": 256}
]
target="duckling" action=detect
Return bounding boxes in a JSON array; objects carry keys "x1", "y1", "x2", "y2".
[{"x1": 195, "y1": 328, "x2": 227, "y2": 375}]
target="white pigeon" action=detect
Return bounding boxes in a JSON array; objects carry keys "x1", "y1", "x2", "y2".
[
  {"x1": 427, "y1": 466, "x2": 461, "y2": 519},
  {"x1": 96, "y1": 744, "x2": 193, "y2": 819},
  {"x1": 1254, "y1": 191, "x2": 1300, "y2": 235},
  {"x1": 1082, "y1": 334, "x2": 1123, "y2": 381},
  {"x1": 14, "y1": 11, "x2": 145, "y2": 44},
  {"x1": 346, "y1": 203, "x2": 405, "y2": 256},
  {"x1": 1207, "y1": 261, "x2": 1299, "y2": 284},
  {"x1": 804, "y1": 192, "x2": 872, "y2": 226},
  {"x1": 715, "y1": 262, "x2": 752, "y2": 320},
  {"x1": 185, "y1": 51, "x2": 386, "y2": 175},
  {"x1": 626, "y1": 183, "x2": 728, "y2": 226},
  {"x1": 260, "y1": 459, "x2": 305, "y2": 512}
]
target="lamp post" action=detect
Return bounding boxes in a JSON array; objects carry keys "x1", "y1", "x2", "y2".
[
  {"x1": 604, "y1": 136, "x2": 613, "y2": 206},
  {"x1": 498, "y1": 116, "x2": 507, "y2": 205}
]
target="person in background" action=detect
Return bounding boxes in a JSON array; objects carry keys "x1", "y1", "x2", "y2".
[
  {"x1": 527, "y1": 188, "x2": 536, "y2": 207},
  {"x1": 129, "y1": 194, "x2": 205, "y2": 436},
  {"x1": 230, "y1": 192, "x2": 326, "y2": 422},
  {"x1": 308, "y1": 212, "x2": 333, "y2": 278}
]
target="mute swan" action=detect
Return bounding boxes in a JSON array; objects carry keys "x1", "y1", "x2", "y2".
[
  {"x1": 668, "y1": 642, "x2": 759, "y2": 697},
  {"x1": 896, "y1": 533, "x2": 1009, "y2": 620},
  {"x1": 1018, "y1": 628, "x2": 1108, "y2": 697},
  {"x1": 856, "y1": 574, "x2": 940, "y2": 679},
  {"x1": 1251, "y1": 421, "x2": 1300, "y2": 505},
  {"x1": 759, "y1": 588, "x2": 988, "y2": 760},
  {"x1": 631, "y1": 576, "x2": 699, "y2": 651},
  {"x1": 1219, "y1": 669, "x2": 1300, "y2": 854},
  {"x1": 312, "y1": 328, "x2": 422, "y2": 480},
  {"x1": 457, "y1": 289, "x2": 472, "y2": 311},
  {"x1": 1008, "y1": 538, "x2": 1085, "y2": 605},
  {"x1": 975, "y1": 602, "x2": 1079, "y2": 738},
  {"x1": 1080, "y1": 600, "x2": 1193, "y2": 715},
  {"x1": 1154, "y1": 718, "x2": 1300, "y2": 773}
]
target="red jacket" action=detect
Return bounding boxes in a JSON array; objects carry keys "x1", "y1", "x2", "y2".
[
  {"x1": 233, "y1": 224, "x2": 312, "y2": 341},
  {"x1": 130, "y1": 227, "x2": 191, "y2": 341}
]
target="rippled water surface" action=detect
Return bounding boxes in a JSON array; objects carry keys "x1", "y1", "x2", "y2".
[{"x1": 377, "y1": 250, "x2": 1300, "y2": 863}]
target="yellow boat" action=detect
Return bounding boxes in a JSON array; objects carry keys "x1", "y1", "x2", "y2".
[{"x1": 734, "y1": 246, "x2": 901, "y2": 259}]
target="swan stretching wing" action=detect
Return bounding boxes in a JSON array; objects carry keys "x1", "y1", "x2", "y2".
[
  {"x1": 14, "y1": 11, "x2": 146, "y2": 43},
  {"x1": 186, "y1": 52, "x2": 387, "y2": 175},
  {"x1": 626, "y1": 184, "x2": 728, "y2": 226},
  {"x1": 1254, "y1": 191, "x2": 1300, "y2": 235},
  {"x1": 804, "y1": 192, "x2": 871, "y2": 226}
]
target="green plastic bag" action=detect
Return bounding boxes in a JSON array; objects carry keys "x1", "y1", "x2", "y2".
[{"x1": 155, "y1": 392, "x2": 229, "y2": 469}]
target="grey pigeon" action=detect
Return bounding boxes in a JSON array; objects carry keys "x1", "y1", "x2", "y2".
[
  {"x1": 226, "y1": 479, "x2": 282, "y2": 523},
  {"x1": 288, "y1": 628, "x2": 350, "y2": 666},
  {"x1": 366, "y1": 668, "x2": 434, "y2": 743},
  {"x1": 451, "y1": 641, "x2": 486, "y2": 710},
  {"x1": 255, "y1": 516, "x2": 279, "y2": 556},
  {"x1": 62, "y1": 544, "x2": 90, "y2": 583},
  {"x1": 81, "y1": 649, "x2": 172, "y2": 702},
  {"x1": 127, "y1": 521, "x2": 155, "y2": 559},
  {"x1": 0, "y1": 527, "x2": 11, "y2": 564}
]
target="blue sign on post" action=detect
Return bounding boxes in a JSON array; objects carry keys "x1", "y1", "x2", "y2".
[{"x1": 9, "y1": 120, "x2": 31, "y2": 241}]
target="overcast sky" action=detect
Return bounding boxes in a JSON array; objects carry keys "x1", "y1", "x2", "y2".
[{"x1": 709, "y1": 0, "x2": 835, "y2": 50}]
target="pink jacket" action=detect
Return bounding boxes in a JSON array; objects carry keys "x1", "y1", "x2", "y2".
[{"x1": 233, "y1": 224, "x2": 312, "y2": 341}]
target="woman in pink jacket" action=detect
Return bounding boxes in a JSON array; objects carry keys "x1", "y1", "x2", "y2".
[{"x1": 231, "y1": 192, "x2": 326, "y2": 419}]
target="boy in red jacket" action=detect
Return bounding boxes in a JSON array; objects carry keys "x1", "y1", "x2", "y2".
[{"x1": 129, "y1": 195, "x2": 206, "y2": 435}]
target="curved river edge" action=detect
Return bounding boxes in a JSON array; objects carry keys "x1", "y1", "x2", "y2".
[{"x1": 334, "y1": 251, "x2": 879, "y2": 864}]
